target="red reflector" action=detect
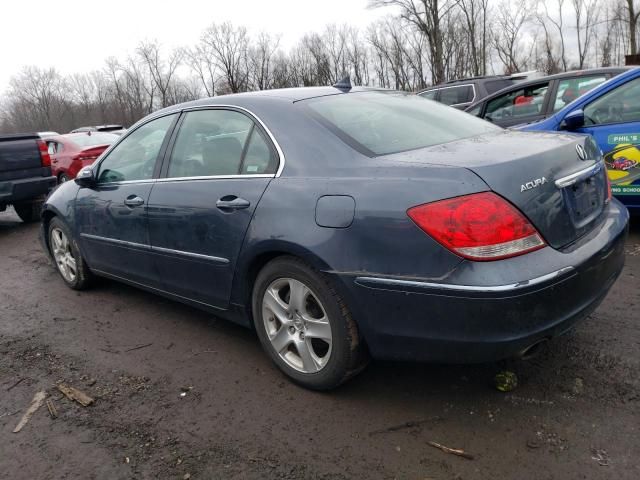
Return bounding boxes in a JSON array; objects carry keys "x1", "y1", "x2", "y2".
[
  {"x1": 605, "y1": 172, "x2": 612, "y2": 202},
  {"x1": 407, "y1": 192, "x2": 546, "y2": 261},
  {"x1": 37, "y1": 139, "x2": 51, "y2": 167}
]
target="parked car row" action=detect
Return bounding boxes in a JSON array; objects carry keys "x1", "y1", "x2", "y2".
[{"x1": 39, "y1": 78, "x2": 629, "y2": 390}]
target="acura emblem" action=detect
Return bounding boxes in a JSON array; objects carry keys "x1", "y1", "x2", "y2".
[{"x1": 576, "y1": 144, "x2": 587, "y2": 160}]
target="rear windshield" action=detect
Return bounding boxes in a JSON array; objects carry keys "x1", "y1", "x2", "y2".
[
  {"x1": 68, "y1": 133, "x2": 119, "y2": 147},
  {"x1": 303, "y1": 92, "x2": 500, "y2": 156}
]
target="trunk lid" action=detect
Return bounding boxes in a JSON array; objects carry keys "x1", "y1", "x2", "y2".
[{"x1": 387, "y1": 130, "x2": 608, "y2": 249}]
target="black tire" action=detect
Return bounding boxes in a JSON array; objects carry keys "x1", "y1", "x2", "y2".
[
  {"x1": 252, "y1": 256, "x2": 368, "y2": 390},
  {"x1": 13, "y1": 200, "x2": 42, "y2": 223},
  {"x1": 58, "y1": 173, "x2": 70, "y2": 184},
  {"x1": 48, "y1": 217, "x2": 93, "y2": 290}
]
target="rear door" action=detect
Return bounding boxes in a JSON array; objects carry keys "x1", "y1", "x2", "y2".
[
  {"x1": 147, "y1": 107, "x2": 280, "y2": 309},
  {"x1": 574, "y1": 76, "x2": 640, "y2": 206},
  {"x1": 75, "y1": 113, "x2": 178, "y2": 286}
]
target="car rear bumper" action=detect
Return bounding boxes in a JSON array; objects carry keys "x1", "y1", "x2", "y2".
[
  {"x1": 0, "y1": 175, "x2": 56, "y2": 205},
  {"x1": 335, "y1": 200, "x2": 629, "y2": 363}
]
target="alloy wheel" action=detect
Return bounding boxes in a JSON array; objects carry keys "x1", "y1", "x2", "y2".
[
  {"x1": 262, "y1": 277, "x2": 332, "y2": 373},
  {"x1": 50, "y1": 227, "x2": 77, "y2": 283}
]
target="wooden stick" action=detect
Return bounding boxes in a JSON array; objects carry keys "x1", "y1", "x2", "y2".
[
  {"x1": 428, "y1": 441, "x2": 474, "y2": 460},
  {"x1": 13, "y1": 391, "x2": 46, "y2": 433},
  {"x1": 57, "y1": 384, "x2": 94, "y2": 407}
]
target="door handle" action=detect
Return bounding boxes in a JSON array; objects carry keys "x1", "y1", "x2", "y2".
[
  {"x1": 124, "y1": 195, "x2": 145, "y2": 207},
  {"x1": 216, "y1": 196, "x2": 250, "y2": 211}
]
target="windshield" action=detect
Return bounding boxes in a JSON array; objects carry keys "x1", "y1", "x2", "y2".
[
  {"x1": 303, "y1": 91, "x2": 500, "y2": 156},
  {"x1": 68, "y1": 133, "x2": 119, "y2": 148}
]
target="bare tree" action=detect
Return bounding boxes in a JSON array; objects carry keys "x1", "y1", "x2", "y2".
[
  {"x1": 625, "y1": 0, "x2": 640, "y2": 54},
  {"x1": 370, "y1": 0, "x2": 458, "y2": 84},
  {"x1": 202, "y1": 22, "x2": 249, "y2": 93},
  {"x1": 493, "y1": 0, "x2": 534, "y2": 73},
  {"x1": 572, "y1": 0, "x2": 600, "y2": 68},
  {"x1": 137, "y1": 40, "x2": 183, "y2": 108}
]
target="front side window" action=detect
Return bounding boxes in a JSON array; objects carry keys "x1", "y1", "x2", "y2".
[
  {"x1": 166, "y1": 109, "x2": 276, "y2": 178},
  {"x1": 584, "y1": 77, "x2": 640, "y2": 126},
  {"x1": 485, "y1": 83, "x2": 549, "y2": 122},
  {"x1": 553, "y1": 76, "x2": 607, "y2": 112},
  {"x1": 304, "y1": 91, "x2": 500, "y2": 156},
  {"x1": 97, "y1": 114, "x2": 175, "y2": 184},
  {"x1": 439, "y1": 85, "x2": 474, "y2": 106}
]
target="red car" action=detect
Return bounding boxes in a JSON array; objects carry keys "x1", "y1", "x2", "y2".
[
  {"x1": 46, "y1": 132, "x2": 119, "y2": 183},
  {"x1": 609, "y1": 156, "x2": 638, "y2": 171}
]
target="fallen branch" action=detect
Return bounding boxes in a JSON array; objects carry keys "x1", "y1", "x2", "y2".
[
  {"x1": 428, "y1": 441, "x2": 474, "y2": 460},
  {"x1": 46, "y1": 398, "x2": 58, "y2": 419},
  {"x1": 369, "y1": 418, "x2": 438, "y2": 436},
  {"x1": 125, "y1": 343, "x2": 153, "y2": 352},
  {"x1": 57, "y1": 384, "x2": 94, "y2": 407},
  {"x1": 13, "y1": 391, "x2": 46, "y2": 433},
  {"x1": 6, "y1": 377, "x2": 26, "y2": 391}
]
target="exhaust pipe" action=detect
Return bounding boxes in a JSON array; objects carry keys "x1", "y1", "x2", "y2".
[{"x1": 517, "y1": 338, "x2": 549, "y2": 360}]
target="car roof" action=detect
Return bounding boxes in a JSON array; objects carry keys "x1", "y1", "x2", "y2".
[
  {"x1": 464, "y1": 66, "x2": 632, "y2": 111},
  {"x1": 148, "y1": 86, "x2": 393, "y2": 118},
  {"x1": 417, "y1": 76, "x2": 512, "y2": 93}
]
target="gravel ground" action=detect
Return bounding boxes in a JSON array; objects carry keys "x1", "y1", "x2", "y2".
[{"x1": 1, "y1": 207, "x2": 639, "y2": 480}]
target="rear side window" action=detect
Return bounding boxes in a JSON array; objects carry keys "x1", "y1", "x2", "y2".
[
  {"x1": 484, "y1": 79, "x2": 515, "y2": 95},
  {"x1": 439, "y1": 85, "x2": 474, "y2": 105},
  {"x1": 166, "y1": 109, "x2": 276, "y2": 178},
  {"x1": 304, "y1": 92, "x2": 499, "y2": 156},
  {"x1": 418, "y1": 90, "x2": 438, "y2": 100},
  {"x1": 485, "y1": 83, "x2": 549, "y2": 122},
  {"x1": 553, "y1": 76, "x2": 607, "y2": 112}
]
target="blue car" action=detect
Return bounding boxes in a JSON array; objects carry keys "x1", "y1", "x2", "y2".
[
  {"x1": 40, "y1": 84, "x2": 628, "y2": 390},
  {"x1": 523, "y1": 67, "x2": 640, "y2": 212}
]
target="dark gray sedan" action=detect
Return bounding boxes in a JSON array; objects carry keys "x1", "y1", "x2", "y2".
[{"x1": 40, "y1": 84, "x2": 628, "y2": 390}]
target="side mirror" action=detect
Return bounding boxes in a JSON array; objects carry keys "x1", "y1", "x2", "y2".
[
  {"x1": 75, "y1": 167, "x2": 96, "y2": 188},
  {"x1": 562, "y1": 109, "x2": 585, "y2": 130}
]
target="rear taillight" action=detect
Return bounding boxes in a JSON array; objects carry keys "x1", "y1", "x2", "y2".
[
  {"x1": 37, "y1": 139, "x2": 51, "y2": 167},
  {"x1": 407, "y1": 192, "x2": 546, "y2": 261}
]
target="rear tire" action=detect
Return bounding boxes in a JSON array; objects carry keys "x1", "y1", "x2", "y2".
[
  {"x1": 252, "y1": 256, "x2": 368, "y2": 390},
  {"x1": 13, "y1": 200, "x2": 42, "y2": 223},
  {"x1": 48, "y1": 217, "x2": 93, "y2": 290}
]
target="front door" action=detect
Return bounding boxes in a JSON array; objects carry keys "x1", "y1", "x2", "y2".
[
  {"x1": 147, "y1": 108, "x2": 280, "y2": 308},
  {"x1": 75, "y1": 113, "x2": 177, "y2": 286},
  {"x1": 576, "y1": 76, "x2": 640, "y2": 207}
]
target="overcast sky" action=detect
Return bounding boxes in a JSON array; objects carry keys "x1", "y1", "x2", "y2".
[{"x1": 0, "y1": 0, "x2": 392, "y2": 92}]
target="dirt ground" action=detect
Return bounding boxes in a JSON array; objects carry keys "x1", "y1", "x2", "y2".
[{"x1": 1, "y1": 207, "x2": 638, "y2": 480}]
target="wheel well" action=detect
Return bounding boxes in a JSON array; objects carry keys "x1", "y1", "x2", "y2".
[
  {"x1": 41, "y1": 210, "x2": 57, "y2": 252},
  {"x1": 243, "y1": 251, "x2": 289, "y2": 318}
]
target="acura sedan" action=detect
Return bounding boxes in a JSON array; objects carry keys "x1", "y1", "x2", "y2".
[{"x1": 40, "y1": 83, "x2": 628, "y2": 390}]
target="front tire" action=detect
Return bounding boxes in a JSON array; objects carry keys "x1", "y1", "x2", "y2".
[
  {"x1": 252, "y1": 256, "x2": 367, "y2": 390},
  {"x1": 48, "y1": 217, "x2": 92, "y2": 290},
  {"x1": 58, "y1": 173, "x2": 70, "y2": 184}
]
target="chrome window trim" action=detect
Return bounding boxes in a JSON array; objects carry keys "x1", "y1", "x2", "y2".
[
  {"x1": 151, "y1": 245, "x2": 229, "y2": 264},
  {"x1": 155, "y1": 174, "x2": 274, "y2": 183},
  {"x1": 428, "y1": 83, "x2": 477, "y2": 106},
  {"x1": 181, "y1": 104, "x2": 286, "y2": 178},
  {"x1": 91, "y1": 104, "x2": 285, "y2": 186},
  {"x1": 555, "y1": 161, "x2": 604, "y2": 188},
  {"x1": 354, "y1": 266, "x2": 575, "y2": 293},
  {"x1": 80, "y1": 233, "x2": 230, "y2": 265}
]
